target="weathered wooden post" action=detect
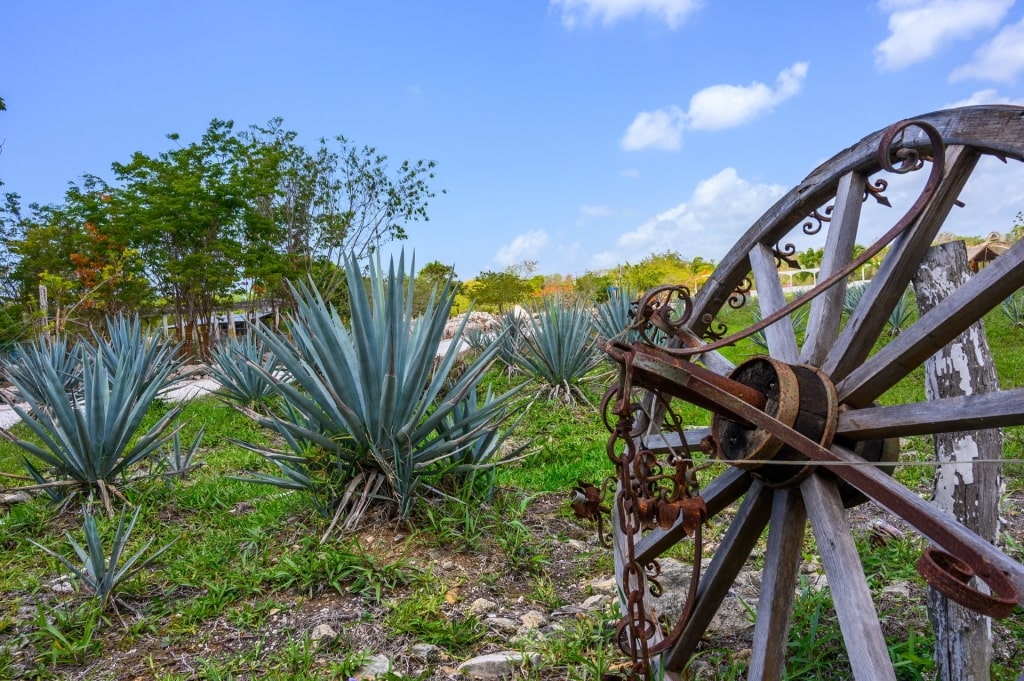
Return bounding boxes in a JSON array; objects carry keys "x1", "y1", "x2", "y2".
[
  {"x1": 38, "y1": 284, "x2": 48, "y2": 334},
  {"x1": 912, "y1": 240, "x2": 1002, "y2": 681}
]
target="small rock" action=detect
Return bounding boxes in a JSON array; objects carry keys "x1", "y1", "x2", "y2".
[
  {"x1": 581, "y1": 594, "x2": 608, "y2": 611},
  {"x1": 310, "y1": 623, "x2": 338, "y2": 643},
  {"x1": 486, "y1": 617, "x2": 519, "y2": 633},
  {"x1": 467, "y1": 597, "x2": 497, "y2": 616},
  {"x1": 519, "y1": 610, "x2": 548, "y2": 629},
  {"x1": 50, "y1": 581, "x2": 74, "y2": 594},
  {"x1": 354, "y1": 654, "x2": 392, "y2": 679},
  {"x1": 230, "y1": 501, "x2": 255, "y2": 515},
  {"x1": 807, "y1": 572, "x2": 828, "y2": 591},
  {"x1": 411, "y1": 643, "x2": 440, "y2": 661},
  {"x1": 882, "y1": 581, "x2": 911, "y2": 599},
  {"x1": 457, "y1": 651, "x2": 541, "y2": 679},
  {"x1": 589, "y1": 576, "x2": 617, "y2": 592}
]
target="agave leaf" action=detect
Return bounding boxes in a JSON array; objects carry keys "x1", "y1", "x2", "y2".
[
  {"x1": 5, "y1": 326, "x2": 181, "y2": 491},
  {"x1": 236, "y1": 251, "x2": 522, "y2": 520}
]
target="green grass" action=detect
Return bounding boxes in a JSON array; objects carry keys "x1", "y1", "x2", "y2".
[{"x1": 2, "y1": 299, "x2": 1023, "y2": 679}]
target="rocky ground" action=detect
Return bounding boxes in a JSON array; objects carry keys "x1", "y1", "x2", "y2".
[{"x1": 5, "y1": 486, "x2": 1022, "y2": 680}]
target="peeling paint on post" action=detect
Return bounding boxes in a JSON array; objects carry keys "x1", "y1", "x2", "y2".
[{"x1": 913, "y1": 240, "x2": 1002, "y2": 681}]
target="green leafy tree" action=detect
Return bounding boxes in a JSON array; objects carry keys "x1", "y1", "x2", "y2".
[
  {"x1": 413, "y1": 260, "x2": 457, "y2": 316},
  {"x1": 798, "y1": 247, "x2": 824, "y2": 270},
  {"x1": 575, "y1": 270, "x2": 614, "y2": 303},
  {"x1": 469, "y1": 269, "x2": 531, "y2": 313},
  {"x1": 11, "y1": 177, "x2": 149, "y2": 333},
  {"x1": 1008, "y1": 212, "x2": 1024, "y2": 244},
  {"x1": 112, "y1": 119, "x2": 278, "y2": 358},
  {"x1": 620, "y1": 260, "x2": 663, "y2": 292},
  {"x1": 242, "y1": 120, "x2": 443, "y2": 303}
]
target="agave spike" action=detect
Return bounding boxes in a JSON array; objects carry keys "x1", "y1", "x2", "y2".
[{"x1": 233, "y1": 251, "x2": 524, "y2": 523}]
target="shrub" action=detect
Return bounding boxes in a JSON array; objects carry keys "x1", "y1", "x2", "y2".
[
  {"x1": 3, "y1": 322, "x2": 183, "y2": 509},
  {"x1": 508, "y1": 295, "x2": 603, "y2": 404},
  {"x1": 234, "y1": 252, "x2": 521, "y2": 528},
  {"x1": 207, "y1": 333, "x2": 283, "y2": 411}
]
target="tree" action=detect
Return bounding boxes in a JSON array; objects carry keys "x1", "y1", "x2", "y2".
[
  {"x1": 112, "y1": 119, "x2": 277, "y2": 358},
  {"x1": 575, "y1": 270, "x2": 614, "y2": 303},
  {"x1": 469, "y1": 269, "x2": 531, "y2": 313},
  {"x1": 412, "y1": 260, "x2": 457, "y2": 316},
  {"x1": 11, "y1": 176, "x2": 150, "y2": 332},
  {"x1": 798, "y1": 247, "x2": 824, "y2": 270},
  {"x1": 242, "y1": 120, "x2": 443, "y2": 302},
  {"x1": 620, "y1": 260, "x2": 663, "y2": 292}
]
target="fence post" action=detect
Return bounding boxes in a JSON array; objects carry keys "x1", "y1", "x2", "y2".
[{"x1": 912, "y1": 240, "x2": 1001, "y2": 681}]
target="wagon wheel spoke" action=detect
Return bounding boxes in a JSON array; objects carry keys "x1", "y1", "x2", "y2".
[
  {"x1": 827, "y1": 444, "x2": 1024, "y2": 596},
  {"x1": 749, "y1": 243, "x2": 799, "y2": 363},
  {"x1": 663, "y1": 481, "x2": 774, "y2": 671},
  {"x1": 635, "y1": 466, "x2": 751, "y2": 565},
  {"x1": 836, "y1": 387, "x2": 1024, "y2": 440},
  {"x1": 822, "y1": 144, "x2": 979, "y2": 381},
  {"x1": 747, "y1": 488, "x2": 806, "y2": 681},
  {"x1": 800, "y1": 171, "x2": 866, "y2": 365},
  {"x1": 836, "y1": 237, "x2": 1024, "y2": 406},
  {"x1": 801, "y1": 474, "x2": 897, "y2": 681}
]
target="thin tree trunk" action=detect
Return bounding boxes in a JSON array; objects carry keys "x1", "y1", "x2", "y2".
[{"x1": 912, "y1": 240, "x2": 1002, "y2": 681}]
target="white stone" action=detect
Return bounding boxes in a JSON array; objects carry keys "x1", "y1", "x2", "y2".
[
  {"x1": 457, "y1": 652, "x2": 541, "y2": 679},
  {"x1": 519, "y1": 610, "x2": 548, "y2": 629},
  {"x1": 411, "y1": 643, "x2": 440, "y2": 661},
  {"x1": 310, "y1": 623, "x2": 338, "y2": 645},
  {"x1": 467, "y1": 597, "x2": 497, "y2": 616},
  {"x1": 355, "y1": 654, "x2": 392, "y2": 679}
]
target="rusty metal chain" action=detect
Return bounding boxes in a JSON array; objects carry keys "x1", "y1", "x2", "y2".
[{"x1": 596, "y1": 349, "x2": 707, "y2": 680}]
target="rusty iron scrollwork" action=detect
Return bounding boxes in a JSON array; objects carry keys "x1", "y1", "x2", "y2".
[{"x1": 587, "y1": 346, "x2": 706, "y2": 681}]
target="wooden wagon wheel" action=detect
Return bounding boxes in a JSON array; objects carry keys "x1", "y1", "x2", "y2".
[{"x1": 602, "y1": 105, "x2": 1024, "y2": 680}]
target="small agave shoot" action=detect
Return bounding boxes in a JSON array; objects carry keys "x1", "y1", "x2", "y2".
[
  {"x1": 509, "y1": 295, "x2": 603, "y2": 405},
  {"x1": 3, "y1": 319, "x2": 185, "y2": 512},
  {"x1": 207, "y1": 333, "x2": 283, "y2": 412},
  {"x1": 1002, "y1": 289, "x2": 1024, "y2": 327},
  {"x1": 30, "y1": 506, "x2": 178, "y2": 610},
  {"x1": 234, "y1": 253, "x2": 522, "y2": 533},
  {"x1": 593, "y1": 285, "x2": 639, "y2": 344}
]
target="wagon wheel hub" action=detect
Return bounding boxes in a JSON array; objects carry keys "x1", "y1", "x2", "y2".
[
  {"x1": 712, "y1": 356, "x2": 836, "y2": 487},
  {"x1": 710, "y1": 357, "x2": 897, "y2": 496}
]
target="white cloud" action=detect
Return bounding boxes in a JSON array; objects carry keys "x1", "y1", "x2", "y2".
[
  {"x1": 944, "y1": 89, "x2": 1024, "y2": 107},
  {"x1": 875, "y1": 0, "x2": 1013, "y2": 71},
  {"x1": 591, "y1": 168, "x2": 786, "y2": 267},
  {"x1": 620, "y1": 106, "x2": 685, "y2": 151},
  {"x1": 620, "y1": 168, "x2": 640, "y2": 178},
  {"x1": 495, "y1": 230, "x2": 550, "y2": 267},
  {"x1": 950, "y1": 18, "x2": 1024, "y2": 83},
  {"x1": 687, "y1": 62, "x2": 808, "y2": 131},
  {"x1": 620, "y1": 63, "x2": 808, "y2": 151},
  {"x1": 551, "y1": 0, "x2": 701, "y2": 29}
]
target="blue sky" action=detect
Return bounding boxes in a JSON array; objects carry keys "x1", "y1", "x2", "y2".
[{"x1": 4, "y1": 0, "x2": 1024, "y2": 279}]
